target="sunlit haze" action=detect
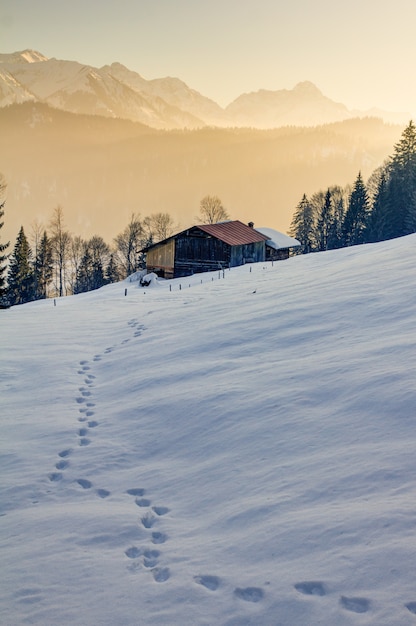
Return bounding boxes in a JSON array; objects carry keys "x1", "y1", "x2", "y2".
[{"x1": 2, "y1": 0, "x2": 416, "y2": 116}]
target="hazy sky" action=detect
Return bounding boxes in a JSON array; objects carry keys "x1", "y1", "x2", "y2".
[{"x1": 2, "y1": 0, "x2": 416, "y2": 116}]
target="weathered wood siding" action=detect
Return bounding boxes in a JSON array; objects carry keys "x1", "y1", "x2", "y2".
[
  {"x1": 265, "y1": 246, "x2": 289, "y2": 261},
  {"x1": 230, "y1": 242, "x2": 265, "y2": 266},
  {"x1": 146, "y1": 239, "x2": 175, "y2": 278},
  {"x1": 174, "y1": 231, "x2": 232, "y2": 277}
]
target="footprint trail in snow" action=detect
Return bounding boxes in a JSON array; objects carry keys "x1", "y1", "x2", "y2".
[{"x1": 47, "y1": 316, "x2": 267, "y2": 602}]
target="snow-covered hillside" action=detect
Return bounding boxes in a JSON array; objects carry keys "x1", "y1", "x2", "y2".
[{"x1": 1, "y1": 235, "x2": 416, "y2": 625}]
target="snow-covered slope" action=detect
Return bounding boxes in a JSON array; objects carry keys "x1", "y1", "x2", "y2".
[{"x1": 1, "y1": 235, "x2": 416, "y2": 625}]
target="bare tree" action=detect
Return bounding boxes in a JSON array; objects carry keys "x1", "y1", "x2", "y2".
[
  {"x1": 68, "y1": 235, "x2": 85, "y2": 294},
  {"x1": 113, "y1": 213, "x2": 143, "y2": 278},
  {"x1": 29, "y1": 219, "x2": 44, "y2": 260},
  {"x1": 143, "y1": 212, "x2": 176, "y2": 243},
  {"x1": 197, "y1": 195, "x2": 229, "y2": 224},
  {"x1": 49, "y1": 206, "x2": 71, "y2": 297}
]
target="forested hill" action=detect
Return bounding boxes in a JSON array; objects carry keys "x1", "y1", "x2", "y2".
[{"x1": 1, "y1": 102, "x2": 403, "y2": 243}]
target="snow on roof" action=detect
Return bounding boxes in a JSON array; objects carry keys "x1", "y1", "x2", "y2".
[{"x1": 255, "y1": 227, "x2": 301, "y2": 249}]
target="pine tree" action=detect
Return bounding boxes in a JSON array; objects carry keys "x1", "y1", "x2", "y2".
[
  {"x1": 91, "y1": 259, "x2": 105, "y2": 291},
  {"x1": 342, "y1": 172, "x2": 369, "y2": 246},
  {"x1": 366, "y1": 171, "x2": 389, "y2": 242},
  {"x1": 7, "y1": 226, "x2": 35, "y2": 305},
  {"x1": 0, "y1": 198, "x2": 9, "y2": 304},
  {"x1": 288, "y1": 194, "x2": 315, "y2": 254},
  {"x1": 74, "y1": 247, "x2": 93, "y2": 294},
  {"x1": 105, "y1": 254, "x2": 120, "y2": 284},
  {"x1": 34, "y1": 231, "x2": 53, "y2": 299},
  {"x1": 88, "y1": 236, "x2": 109, "y2": 290},
  {"x1": 316, "y1": 189, "x2": 333, "y2": 251},
  {"x1": 383, "y1": 121, "x2": 416, "y2": 238},
  {"x1": 326, "y1": 186, "x2": 346, "y2": 250}
]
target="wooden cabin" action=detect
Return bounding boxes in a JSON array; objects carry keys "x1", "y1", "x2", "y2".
[
  {"x1": 255, "y1": 227, "x2": 301, "y2": 261},
  {"x1": 141, "y1": 220, "x2": 300, "y2": 279}
]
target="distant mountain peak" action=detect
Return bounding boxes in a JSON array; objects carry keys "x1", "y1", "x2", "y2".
[
  {"x1": 0, "y1": 50, "x2": 48, "y2": 64},
  {"x1": 292, "y1": 81, "x2": 323, "y2": 95}
]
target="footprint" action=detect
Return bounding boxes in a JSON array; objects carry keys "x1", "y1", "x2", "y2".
[
  {"x1": 125, "y1": 546, "x2": 142, "y2": 559},
  {"x1": 79, "y1": 360, "x2": 88, "y2": 365},
  {"x1": 406, "y1": 602, "x2": 416, "y2": 615},
  {"x1": 58, "y1": 449, "x2": 72, "y2": 458},
  {"x1": 86, "y1": 374, "x2": 96, "y2": 380},
  {"x1": 143, "y1": 550, "x2": 160, "y2": 568},
  {"x1": 141, "y1": 513, "x2": 156, "y2": 528},
  {"x1": 152, "y1": 567, "x2": 170, "y2": 583},
  {"x1": 76, "y1": 478, "x2": 92, "y2": 489},
  {"x1": 78, "y1": 417, "x2": 87, "y2": 422},
  {"x1": 340, "y1": 596, "x2": 370, "y2": 613},
  {"x1": 85, "y1": 411, "x2": 95, "y2": 417},
  {"x1": 151, "y1": 532, "x2": 167, "y2": 544},
  {"x1": 135, "y1": 498, "x2": 151, "y2": 507},
  {"x1": 82, "y1": 365, "x2": 91, "y2": 371},
  {"x1": 234, "y1": 587, "x2": 264, "y2": 603},
  {"x1": 93, "y1": 355, "x2": 102, "y2": 361},
  {"x1": 294, "y1": 581, "x2": 326, "y2": 596},
  {"x1": 48, "y1": 472, "x2": 63, "y2": 482},
  {"x1": 86, "y1": 402, "x2": 95, "y2": 408},
  {"x1": 88, "y1": 420, "x2": 98, "y2": 428},
  {"x1": 79, "y1": 407, "x2": 87, "y2": 413},
  {"x1": 75, "y1": 397, "x2": 86, "y2": 404},
  {"x1": 194, "y1": 575, "x2": 220, "y2": 591},
  {"x1": 78, "y1": 428, "x2": 88, "y2": 437},
  {"x1": 96, "y1": 489, "x2": 111, "y2": 499},
  {"x1": 126, "y1": 488, "x2": 145, "y2": 497},
  {"x1": 152, "y1": 506, "x2": 169, "y2": 516},
  {"x1": 80, "y1": 390, "x2": 92, "y2": 397},
  {"x1": 55, "y1": 460, "x2": 69, "y2": 470},
  {"x1": 79, "y1": 438, "x2": 91, "y2": 446}
]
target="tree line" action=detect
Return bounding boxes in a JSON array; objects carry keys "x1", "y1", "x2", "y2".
[
  {"x1": 289, "y1": 121, "x2": 416, "y2": 253},
  {"x1": 0, "y1": 205, "x2": 176, "y2": 306},
  {"x1": 0, "y1": 194, "x2": 229, "y2": 307}
]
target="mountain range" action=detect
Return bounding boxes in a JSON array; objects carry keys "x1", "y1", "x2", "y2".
[{"x1": 0, "y1": 50, "x2": 409, "y2": 129}]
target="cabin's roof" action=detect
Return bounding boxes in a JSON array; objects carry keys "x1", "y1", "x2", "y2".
[
  {"x1": 140, "y1": 220, "x2": 295, "y2": 253},
  {"x1": 195, "y1": 221, "x2": 269, "y2": 246},
  {"x1": 255, "y1": 227, "x2": 301, "y2": 249}
]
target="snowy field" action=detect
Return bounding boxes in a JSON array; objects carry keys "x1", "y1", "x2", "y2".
[{"x1": 1, "y1": 234, "x2": 416, "y2": 626}]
